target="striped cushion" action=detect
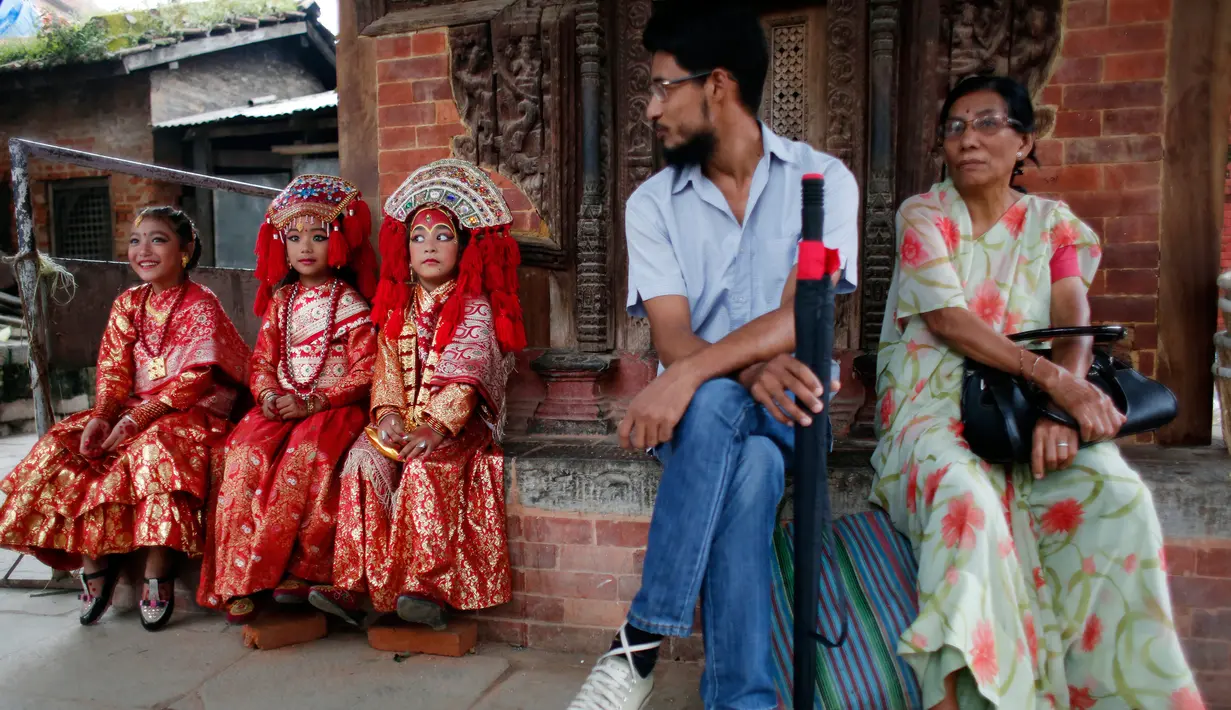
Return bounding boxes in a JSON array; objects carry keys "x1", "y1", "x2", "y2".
[{"x1": 770, "y1": 510, "x2": 923, "y2": 709}]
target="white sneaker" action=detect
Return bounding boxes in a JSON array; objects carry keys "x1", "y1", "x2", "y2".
[{"x1": 566, "y1": 624, "x2": 659, "y2": 710}]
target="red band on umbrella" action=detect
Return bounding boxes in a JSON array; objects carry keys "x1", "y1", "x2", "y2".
[{"x1": 798, "y1": 242, "x2": 842, "y2": 281}]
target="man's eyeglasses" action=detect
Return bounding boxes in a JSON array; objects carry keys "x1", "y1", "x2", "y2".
[
  {"x1": 938, "y1": 114, "x2": 1025, "y2": 140},
  {"x1": 649, "y1": 70, "x2": 712, "y2": 102}
]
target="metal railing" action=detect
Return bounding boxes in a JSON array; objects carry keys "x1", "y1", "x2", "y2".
[{"x1": 4, "y1": 138, "x2": 281, "y2": 588}]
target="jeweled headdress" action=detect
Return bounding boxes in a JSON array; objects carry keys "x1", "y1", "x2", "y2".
[
  {"x1": 374, "y1": 159, "x2": 526, "y2": 354},
  {"x1": 253, "y1": 174, "x2": 377, "y2": 316}
]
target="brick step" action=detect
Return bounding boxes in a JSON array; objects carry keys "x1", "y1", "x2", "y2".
[{"x1": 368, "y1": 618, "x2": 478, "y2": 657}]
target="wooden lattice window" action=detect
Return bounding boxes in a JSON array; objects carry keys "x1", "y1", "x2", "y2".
[{"x1": 50, "y1": 178, "x2": 112, "y2": 261}]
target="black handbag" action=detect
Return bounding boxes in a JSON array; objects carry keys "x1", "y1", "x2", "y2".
[{"x1": 960, "y1": 325, "x2": 1178, "y2": 464}]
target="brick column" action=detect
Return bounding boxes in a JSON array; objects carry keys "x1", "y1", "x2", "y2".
[{"x1": 1018, "y1": 0, "x2": 1173, "y2": 440}]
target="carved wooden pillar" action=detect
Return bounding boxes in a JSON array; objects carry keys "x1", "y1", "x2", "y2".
[
  {"x1": 862, "y1": 0, "x2": 900, "y2": 351},
  {"x1": 612, "y1": 0, "x2": 657, "y2": 353},
  {"x1": 825, "y1": 0, "x2": 868, "y2": 354},
  {"x1": 576, "y1": 0, "x2": 610, "y2": 353}
]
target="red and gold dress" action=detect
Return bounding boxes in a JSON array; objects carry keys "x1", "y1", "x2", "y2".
[
  {"x1": 0, "y1": 281, "x2": 248, "y2": 570},
  {"x1": 198, "y1": 280, "x2": 376, "y2": 607},
  {"x1": 333, "y1": 281, "x2": 512, "y2": 612}
]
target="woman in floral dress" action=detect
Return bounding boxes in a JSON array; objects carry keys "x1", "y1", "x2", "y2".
[{"x1": 871, "y1": 76, "x2": 1203, "y2": 709}]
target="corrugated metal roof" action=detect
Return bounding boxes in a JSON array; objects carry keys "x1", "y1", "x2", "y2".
[{"x1": 153, "y1": 89, "x2": 337, "y2": 128}]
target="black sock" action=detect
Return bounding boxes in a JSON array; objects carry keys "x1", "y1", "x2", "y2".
[{"x1": 610, "y1": 623, "x2": 662, "y2": 678}]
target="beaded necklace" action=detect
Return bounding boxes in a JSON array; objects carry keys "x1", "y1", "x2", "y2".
[
  {"x1": 135, "y1": 281, "x2": 189, "y2": 380},
  {"x1": 278, "y1": 278, "x2": 342, "y2": 394}
]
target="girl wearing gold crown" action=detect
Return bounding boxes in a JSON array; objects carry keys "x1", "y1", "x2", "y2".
[
  {"x1": 307, "y1": 159, "x2": 525, "y2": 628},
  {"x1": 0, "y1": 206, "x2": 249, "y2": 630},
  {"x1": 197, "y1": 175, "x2": 380, "y2": 624}
]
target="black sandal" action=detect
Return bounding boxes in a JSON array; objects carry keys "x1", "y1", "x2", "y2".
[
  {"x1": 78, "y1": 564, "x2": 120, "y2": 626},
  {"x1": 139, "y1": 576, "x2": 176, "y2": 632},
  {"x1": 395, "y1": 594, "x2": 448, "y2": 631}
]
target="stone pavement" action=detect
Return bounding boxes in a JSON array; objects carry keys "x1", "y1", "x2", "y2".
[
  {"x1": 0, "y1": 587, "x2": 703, "y2": 710},
  {"x1": 0, "y1": 433, "x2": 703, "y2": 709}
]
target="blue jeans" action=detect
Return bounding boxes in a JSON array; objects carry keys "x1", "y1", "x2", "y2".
[{"x1": 628, "y1": 378, "x2": 795, "y2": 710}]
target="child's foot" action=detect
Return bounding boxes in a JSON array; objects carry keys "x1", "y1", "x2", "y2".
[
  {"x1": 272, "y1": 578, "x2": 311, "y2": 605},
  {"x1": 396, "y1": 594, "x2": 447, "y2": 631},
  {"x1": 226, "y1": 596, "x2": 259, "y2": 625},
  {"x1": 308, "y1": 585, "x2": 365, "y2": 627}
]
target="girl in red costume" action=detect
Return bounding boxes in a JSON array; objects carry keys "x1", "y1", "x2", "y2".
[{"x1": 198, "y1": 175, "x2": 379, "y2": 624}]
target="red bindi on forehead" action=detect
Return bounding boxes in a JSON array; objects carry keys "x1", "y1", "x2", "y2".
[{"x1": 409, "y1": 207, "x2": 455, "y2": 234}]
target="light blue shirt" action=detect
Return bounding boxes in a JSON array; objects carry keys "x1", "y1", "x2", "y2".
[{"x1": 625, "y1": 124, "x2": 860, "y2": 365}]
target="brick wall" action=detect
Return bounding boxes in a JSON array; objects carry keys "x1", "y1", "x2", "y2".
[
  {"x1": 0, "y1": 73, "x2": 180, "y2": 258},
  {"x1": 373, "y1": 29, "x2": 543, "y2": 236},
  {"x1": 1166, "y1": 539, "x2": 1231, "y2": 709},
  {"x1": 471, "y1": 510, "x2": 703, "y2": 661},
  {"x1": 1017, "y1": 0, "x2": 1173, "y2": 383}
]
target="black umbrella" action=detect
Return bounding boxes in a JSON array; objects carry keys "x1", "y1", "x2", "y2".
[{"x1": 792, "y1": 173, "x2": 850, "y2": 709}]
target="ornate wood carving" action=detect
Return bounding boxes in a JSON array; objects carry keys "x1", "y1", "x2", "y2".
[
  {"x1": 613, "y1": 0, "x2": 656, "y2": 352},
  {"x1": 450, "y1": 23, "x2": 498, "y2": 167},
  {"x1": 362, "y1": 0, "x2": 519, "y2": 36},
  {"x1": 862, "y1": 0, "x2": 899, "y2": 349},
  {"x1": 826, "y1": 0, "x2": 868, "y2": 352},
  {"x1": 492, "y1": 5, "x2": 546, "y2": 209},
  {"x1": 575, "y1": 0, "x2": 610, "y2": 351},
  {"x1": 767, "y1": 20, "x2": 809, "y2": 142},
  {"x1": 447, "y1": 2, "x2": 573, "y2": 269},
  {"x1": 945, "y1": 0, "x2": 1062, "y2": 133}
]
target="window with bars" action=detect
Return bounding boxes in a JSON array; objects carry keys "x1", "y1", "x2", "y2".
[{"x1": 50, "y1": 178, "x2": 113, "y2": 260}]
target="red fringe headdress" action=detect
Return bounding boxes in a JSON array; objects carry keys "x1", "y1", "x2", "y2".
[
  {"x1": 253, "y1": 174, "x2": 378, "y2": 317},
  {"x1": 374, "y1": 159, "x2": 526, "y2": 355}
]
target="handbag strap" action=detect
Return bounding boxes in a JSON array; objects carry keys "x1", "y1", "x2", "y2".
[
  {"x1": 987, "y1": 378, "x2": 1025, "y2": 455},
  {"x1": 1008, "y1": 325, "x2": 1126, "y2": 344}
]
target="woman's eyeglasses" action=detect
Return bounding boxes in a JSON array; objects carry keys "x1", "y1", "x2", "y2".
[
  {"x1": 938, "y1": 114, "x2": 1025, "y2": 140},
  {"x1": 649, "y1": 70, "x2": 712, "y2": 102}
]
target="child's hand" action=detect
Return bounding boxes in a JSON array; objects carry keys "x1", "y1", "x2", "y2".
[
  {"x1": 261, "y1": 393, "x2": 281, "y2": 421},
  {"x1": 80, "y1": 417, "x2": 111, "y2": 458},
  {"x1": 100, "y1": 416, "x2": 139, "y2": 453},
  {"x1": 275, "y1": 395, "x2": 308, "y2": 420},
  {"x1": 378, "y1": 413, "x2": 409, "y2": 448},
  {"x1": 399, "y1": 426, "x2": 444, "y2": 460}
]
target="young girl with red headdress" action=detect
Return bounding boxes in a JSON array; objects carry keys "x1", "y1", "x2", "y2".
[
  {"x1": 0, "y1": 206, "x2": 249, "y2": 631},
  {"x1": 308, "y1": 159, "x2": 525, "y2": 629},
  {"x1": 197, "y1": 175, "x2": 380, "y2": 624}
]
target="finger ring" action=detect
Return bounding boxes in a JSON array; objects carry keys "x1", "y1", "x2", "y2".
[
  {"x1": 417, "y1": 441, "x2": 427, "y2": 449},
  {"x1": 1057, "y1": 442, "x2": 1069, "y2": 448}
]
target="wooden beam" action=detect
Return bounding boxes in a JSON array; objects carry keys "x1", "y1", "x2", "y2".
[
  {"x1": 271, "y1": 142, "x2": 339, "y2": 155},
  {"x1": 0, "y1": 60, "x2": 127, "y2": 93},
  {"x1": 121, "y1": 23, "x2": 308, "y2": 72},
  {"x1": 1157, "y1": 0, "x2": 1231, "y2": 445},
  {"x1": 337, "y1": 0, "x2": 381, "y2": 241},
  {"x1": 304, "y1": 21, "x2": 338, "y2": 69},
  {"x1": 895, "y1": 0, "x2": 944, "y2": 204},
  {"x1": 361, "y1": 0, "x2": 517, "y2": 36}
]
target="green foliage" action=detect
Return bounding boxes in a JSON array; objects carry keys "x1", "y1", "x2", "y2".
[
  {"x1": 0, "y1": 14, "x2": 109, "y2": 67},
  {"x1": 0, "y1": 0, "x2": 303, "y2": 69}
]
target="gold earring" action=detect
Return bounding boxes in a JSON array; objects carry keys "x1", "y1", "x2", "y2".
[{"x1": 181, "y1": 254, "x2": 190, "y2": 268}]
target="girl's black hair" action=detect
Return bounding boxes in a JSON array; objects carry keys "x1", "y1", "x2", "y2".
[
  {"x1": 940, "y1": 74, "x2": 1039, "y2": 192},
  {"x1": 135, "y1": 205, "x2": 201, "y2": 270}
]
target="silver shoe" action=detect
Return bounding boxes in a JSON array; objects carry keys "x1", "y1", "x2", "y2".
[{"x1": 139, "y1": 577, "x2": 176, "y2": 631}]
